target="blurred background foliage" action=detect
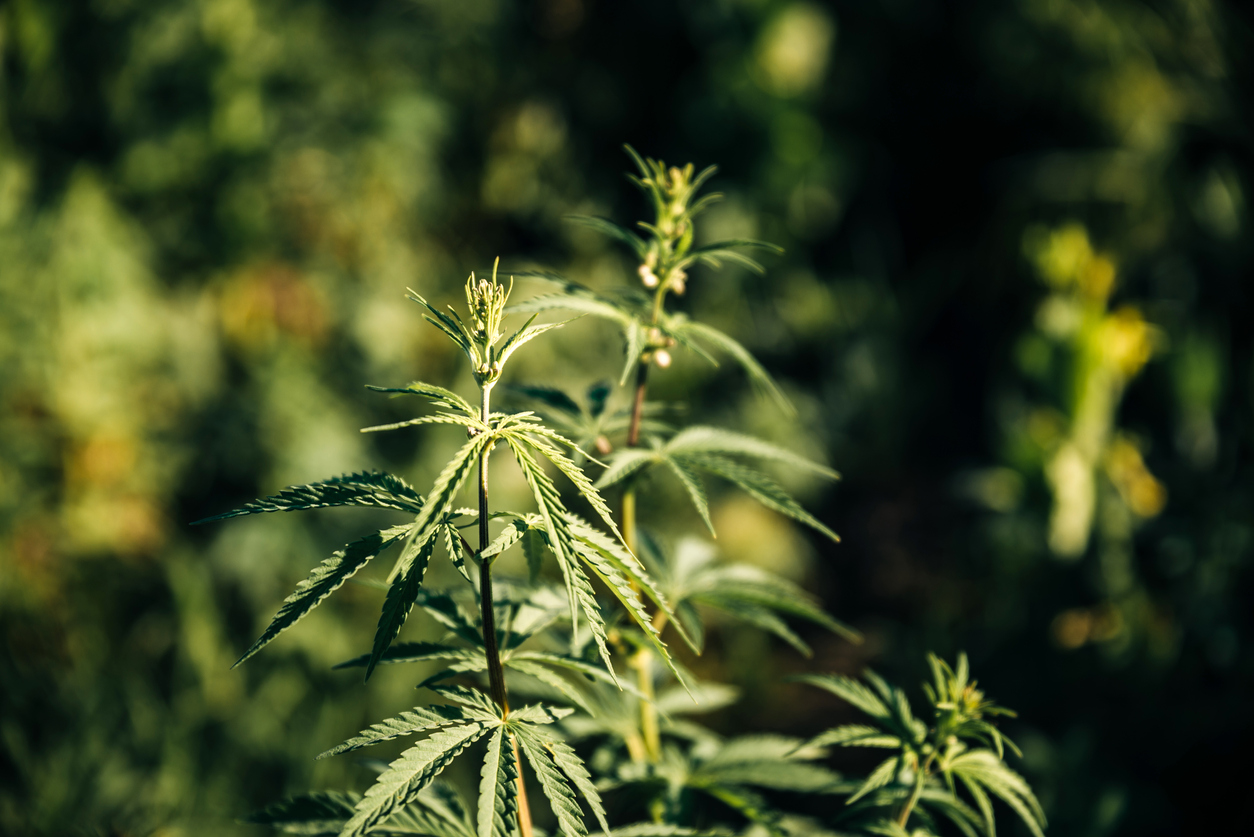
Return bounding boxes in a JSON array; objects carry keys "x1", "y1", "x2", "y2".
[{"x1": 1, "y1": 0, "x2": 1252, "y2": 835}]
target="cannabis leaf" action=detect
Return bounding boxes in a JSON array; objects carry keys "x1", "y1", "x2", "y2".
[{"x1": 596, "y1": 426, "x2": 839, "y2": 542}]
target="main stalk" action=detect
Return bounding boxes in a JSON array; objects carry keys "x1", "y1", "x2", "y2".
[{"x1": 476, "y1": 386, "x2": 534, "y2": 837}]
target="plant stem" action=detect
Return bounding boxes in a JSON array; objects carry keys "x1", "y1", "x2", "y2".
[
  {"x1": 479, "y1": 386, "x2": 508, "y2": 714},
  {"x1": 896, "y1": 752, "x2": 935, "y2": 829},
  {"x1": 476, "y1": 385, "x2": 532, "y2": 837}
]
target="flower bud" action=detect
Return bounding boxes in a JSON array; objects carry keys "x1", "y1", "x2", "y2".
[
  {"x1": 638, "y1": 264, "x2": 659, "y2": 288},
  {"x1": 654, "y1": 349, "x2": 672, "y2": 368}
]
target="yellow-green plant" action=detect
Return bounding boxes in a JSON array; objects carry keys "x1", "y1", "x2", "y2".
[{"x1": 201, "y1": 149, "x2": 1043, "y2": 837}]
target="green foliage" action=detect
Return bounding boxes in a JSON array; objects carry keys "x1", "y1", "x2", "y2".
[
  {"x1": 799, "y1": 655, "x2": 1046, "y2": 837},
  {"x1": 194, "y1": 150, "x2": 1039, "y2": 837}
]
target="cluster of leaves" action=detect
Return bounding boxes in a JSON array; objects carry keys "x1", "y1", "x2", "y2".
[
  {"x1": 796, "y1": 654, "x2": 1046, "y2": 837},
  {"x1": 202, "y1": 149, "x2": 1043, "y2": 837}
]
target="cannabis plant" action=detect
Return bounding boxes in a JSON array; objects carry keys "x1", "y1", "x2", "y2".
[{"x1": 199, "y1": 148, "x2": 1042, "y2": 837}]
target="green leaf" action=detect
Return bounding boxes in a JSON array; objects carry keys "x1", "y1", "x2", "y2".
[
  {"x1": 514, "y1": 727, "x2": 589, "y2": 837},
  {"x1": 506, "y1": 384, "x2": 581, "y2": 416},
  {"x1": 566, "y1": 215, "x2": 648, "y2": 259},
  {"x1": 410, "y1": 433, "x2": 493, "y2": 549},
  {"x1": 569, "y1": 534, "x2": 682, "y2": 687},
  {"x1": 543, "y1": 738, "x2": 610, "y2": 836},
  {"x1": 425, "y1": 684, "x2": 504, "y2": 718},
  {"x1": 366, "y1": 381, "x2": 477, "y2": 417},
  {"x1": 505, "y1": 658, "x2": 596, "y2": 715},
  {"x1": 620, "y1": 321, "x2": 646, "y2": 386},
  {"x1": 506, "y1": 282, "x2": 635, "y2": 327},
  {"x1": 498, "y1": 318, "x2": 574, "y2": 366},
  {"x1": 235, "y1": 524, "x2": 413, "y2": 668},
  {"x1": 193, "y1": 471, "x2": 424, "y2": 523},
  {"x1": 593, "y1": 448, "x2": 656, "y2": 489},
  {"x1": 805, "y1": 725, "x2": 901, "y2": 750},
  {"x1": 522, "y1": 527, "x2": 548, "y2": 583},
  {"x1": 520, "y1": 432, "x2": 627, "y2": 547},
  {"x1": 333, "y1": 642, "x2": 486, "y2": 671},
  {"x1": 340, "y1": 722, "x2": 493, "y2": 837},
  {"x1": 664, "y1": 426, "x2": 838, "y2": 479},
  {"x1": 664, "y1": 457, "x2": 714, "y2": 536},
  {"x1": 248, "y1": 791, "x2": 359, "y2": 834},
  {"x1": 362, "y1": 413, "x2": 482, "y2": 435},
  {"x1": 505, "y1": 437, "x2": 615, "y2": 680},
  {"x1": 478, "y1": 728, "x2": 519, "y2": 837},
  {"x1": 793, "y1": 674, "x2": 892, "y2": 721},
  {"x1": 847, "y1": 755, "x2": 900, "y2": 804},
  {"x1": 318, "y1": 705, "x2": 478, "y2": 759},
  {"x1": 665, "y1": 318, "x2": 793, "y2": 415},
  {"x1": 949, "y1": 751, "x2": 1045, "y2": 837},
  {"x1": 366, "y1": 528, "x2": 440, "y2": 680},
  {"x1": 679, "y1": 453, "x2": 839, "y2": 542}
]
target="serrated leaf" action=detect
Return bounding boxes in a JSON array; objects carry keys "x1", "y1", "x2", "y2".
[
  {"x1": 506, "y1": 283, "x2": 635, "y2": 327},
  {"x1": 522, "y1": 527, "x2": 548, "y2": 583},
  {"x1": 365, "y1": 380, "x2": 476, "y2": 416},
  {"x1": 333, "y1": 642, "x2": 486, "y2": 671},
  {"x1": 665, "y1": 457, "x2": 713, "y2": 536},
  {"x1": 543, "y1": 738, "x2": 609, "y2": 835},
  {"x1": 340, "y1": 723, "x2": 493, "y2": 837},
  {"x1": 507, "y1": 384, "x2": 582, "y2": 416},
  {"x1": 514, "y1": 728, "x2": 589, "y2": 837},
  {"x1": 410, "y1": 434, "x2": 493, "y2": 541},
  {"x1": 566, "y1": 215, "x2": 648, "y2": 259},
  {"x1": 478, "y1": 728, "x2": 519, "y2": 837},
  {"x1": 248, "y1": 791, "x2": 360, "y2": 834},
  {"x1": 366, "y1": 528, "x2": 440, "y2": 680},
  {"x1": 425, "y1": 684, "x2": 504, "y2": 718},
  {"x1": 319, "y1": 705, "x2": 478, "y2": 759},
  {"x1": 793, "y1": 674, "x2": 892, "y2": 721},
  {"x1": 666, "y1": 318, "x2": 793, "y2": 415},
  {"x1": 193, "y1": 471, "x2": 424, "y2": 523},
  {"x1": 498, "y1": 319, "x2": 573, "y2": 366},
  {"x1": 679, "y1": 453, "x2": 839, "y2": 542},
  {"x1": 235, "y1": 524, "x2": 413, "y2": 668},
  {"x1": 664, "y1": 427, "x2": 838, "y2": 479},
  {"x1": 620, "y1": 321, "x2": 647, "y2": 386},
  {"x1": 593, "y1": 449, "x2": 656, "y2": 489},
  {"x1": 848, "y1": 756, "x2": 900, "y2": 804},
  {"x1": 505, "y1": 437, "x2": 615, "y2": 680},
  {"x1": 805, "y1": 725, "x2": 901, "y2": 750},
  {"x1": 506, "y1": 658, "x2": 595, "y2": 715}
]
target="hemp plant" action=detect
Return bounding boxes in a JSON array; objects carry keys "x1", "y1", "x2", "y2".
[{"x1": 202, "y1": 148, "x2": 1044, "y2": 837}]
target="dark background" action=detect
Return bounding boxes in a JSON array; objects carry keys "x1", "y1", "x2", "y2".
[{"x1": 3, "y1": 1, "x2": 1252, "y2": 835}]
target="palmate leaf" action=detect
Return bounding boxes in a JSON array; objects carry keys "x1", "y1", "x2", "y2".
[
  {"x1": 506, "y1": 279, "x2": 637, "y2": 327},
  {"x1": 566, "y1": 214, "x2": 649, "y2": 259},
  {"x1": 664, "y1": 426, "x2": 838, "y2": 479},
  {"x1": 848, "y1": 755, "x2": 900, "y2": 804},
  {"x1": 339, "y1": 722, "x2": 494, "y2": 837},
  {"x1": 366, "y1": 381, "x2": 477, "y2": 417},
  {"x1": 234, "y1": 523, "x2": 414, "y2": 668},
  {"x1": 193, "y1": 471, "x2": 424, "y2": 522},
  {"x1": 513, "y1": 726, "x2": 597, "y2": 837},
  {"x1": 333, "y1": 641, "x2": 486, "y2": 671},
  {"x1": 249, "y1": 791, "x2": 359, "y2": 834},
  {"x1": 408, "y1": 433, "x2": 492, "y2": 543},
  {"x1": 366, "y1": 527, "x2": 441, "y2": 680},
  {"x1": 478, "y1": 728, "x2": 519, "y2": 837},
  {"x1": 679, "y1": 453, "x2": 840, "y2": 542},
  {"x1": 593, "y1": 448, "x2": 656, "y2": 489},
  {"x1": 662, "y1": 315, "x2": 794, "y2": 416},
  {"x1": 504, "y1": 435, "x2": 615, "y2": 679},
  {"x1": 318, "y1": 704, "x2": 480, "y2": 759},
  {"x1": 792, "y1": 674, "x2": 893, "y2": 723},
  {"x1": 805, "y1": 725, "x2": 901, "y2": 750},
  {"x1": 665, "y1": 457, "x2": 713, "y2": 535},
  {"x1": 948, "y1": 751, "x2": 1045, "y2": 837}
]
